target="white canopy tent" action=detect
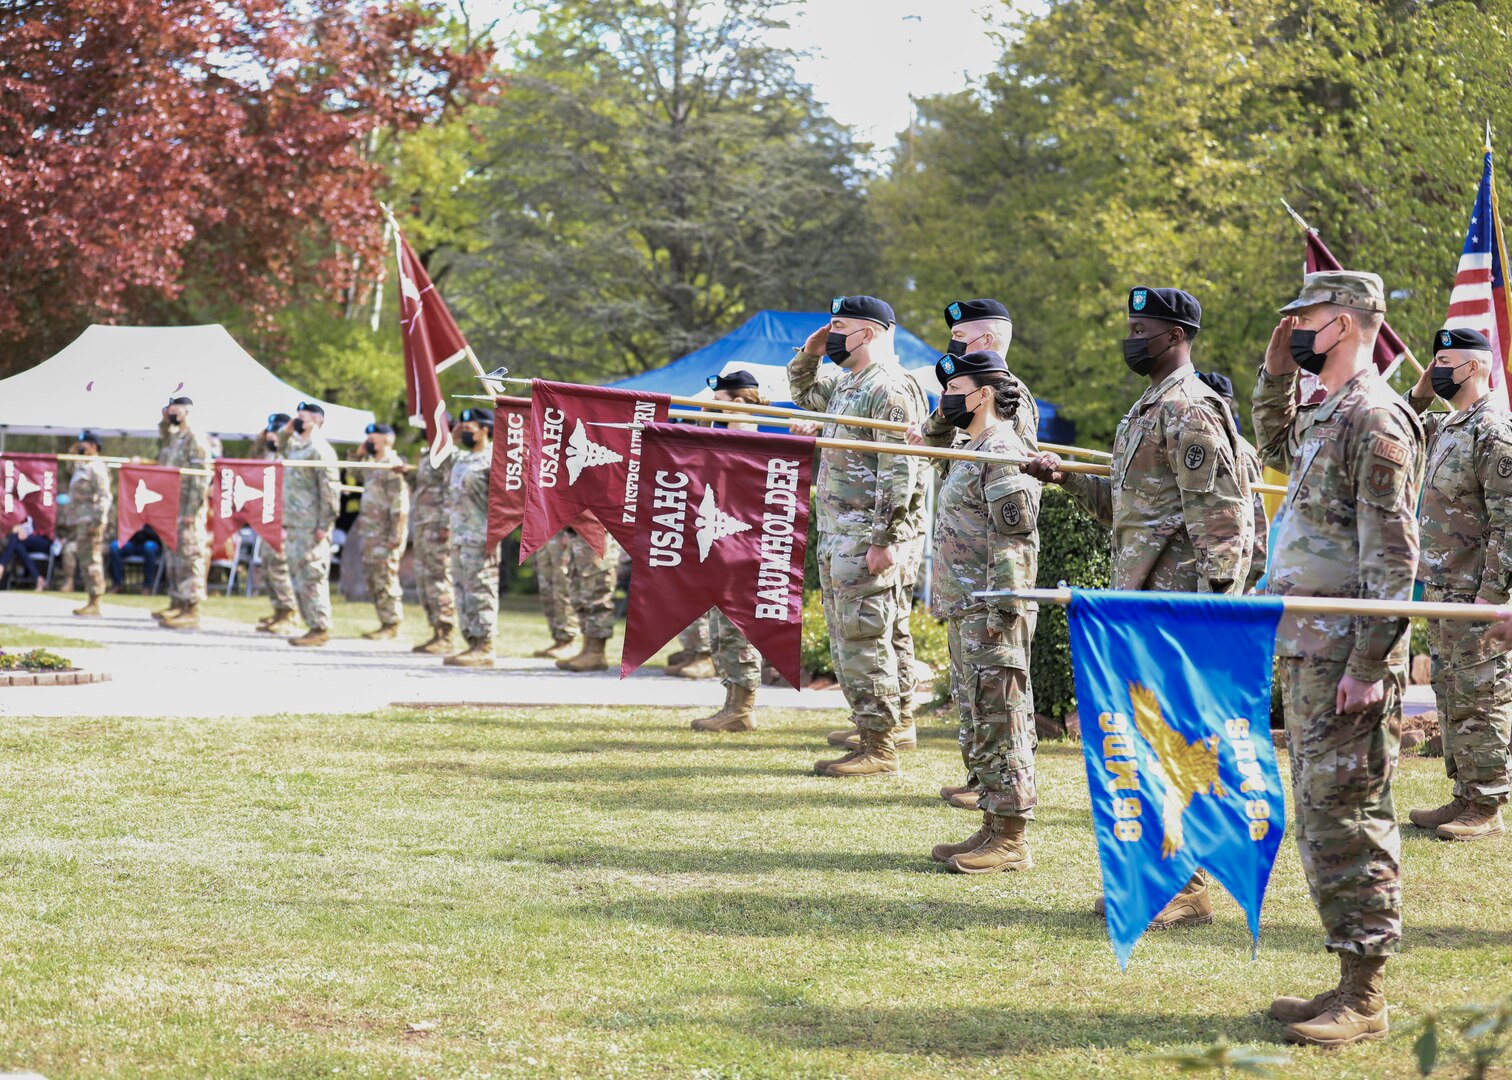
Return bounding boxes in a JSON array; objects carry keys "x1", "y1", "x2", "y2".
[{"x1": 0, "y1": 325, "x2": 375, "y2": 444}]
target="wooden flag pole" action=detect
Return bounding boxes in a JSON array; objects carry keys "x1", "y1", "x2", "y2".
[
  {"x1": 101, "y1": 462, "x2": 213, "y2": 477},
  {"x1": 980, "y1": 586, "x2": 1508, "y2": 622}
]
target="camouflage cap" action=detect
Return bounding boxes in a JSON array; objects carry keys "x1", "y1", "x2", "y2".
[{"x1": 1279, "y1": 270, "x2": 1386, "y2": 315}]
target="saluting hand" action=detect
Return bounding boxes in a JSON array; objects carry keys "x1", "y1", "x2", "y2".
[
  {"x1": 801, "y1": 324, "x2": 829, "y2": 358},
  {"x1": 1265, "y1": 316, "x2": 1300, "y2": 377},
  {"x1": 1023, "y1": 452, "x2": 1067, "y2": 486}
]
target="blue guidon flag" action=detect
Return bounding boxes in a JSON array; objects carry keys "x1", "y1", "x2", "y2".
[{"x1": 1065, "y1": 589, "x2": 1287, "y2": 969}]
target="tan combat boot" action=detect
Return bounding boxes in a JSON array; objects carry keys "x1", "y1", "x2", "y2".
[
  {"x1": 162, "y1": 602, "x2": 201, "y2": 629},
  {"x1": 839, "y1": 721, "x2": 918, "y2": 752},
  {"x1": 444, "y1": 636, "x2": 496, "y2": 668},
  {"x1": 1409, "y1": 795, "x2": 1470, "y2": 829},
  {"x1": 692, "y1": 685, "x2": 757, "y2": 732},
  {"x1": 823, "y1": 728, "x2": 900, "y2": 778},
  {"x1": 669, "y1": 652, "x2": 716, "y2": 679},
  {"x1": 1093, "y1": 872, "x2": 1212, "y2": 928},
  {"x1": 533, "y1": 637, "x2": 577, "y2": 660},
  {"x1": 1436, "y1": 800, "x2": 1505, "y2": 842},
  {"x1": 289, "y1": 628, "x2": 330, "y2": 647},
  {"x1": 1271, "y1": 952, "x2": 1349, "y2": 1024},
  {"x1": 1285, "y1": 955, "x2": 1388, "y2": 1048},
  {"x1": 692, "y1": 685, "x2": 734, "y2": 730},
  {"x1": 257, "y1": 608, "x2": 296, "y2": 634},
  {"x1": 930, "y1": 812, "x2": 993, "y2": 864},
  {"x1": 152, "y1": 603, "x2": 182, "y2": 623},
  {"x1": 665, "y1": 649, "x2": 694, "y2": 669},
  {"x1": 362, "y1": 623, "x2": 400, "y2": 641},
  {"x1": 941, "y1": 784, "x2": 980, "y2": 810},
  {"x1": 557, "y1": 637, "x2": 609, "y2": 673},
  {"x1": 419, "y1": 626, "x2": 458, "y2": 655},
  {"x1": 826, "y1": 724, "x2": 860, "y2": 747},
  {"x1": 949, "y1": 814, "x2": 1031, "y2": 874},
  {"x1": 73, "y1": 594, "x2": 102, "y2": 617}
]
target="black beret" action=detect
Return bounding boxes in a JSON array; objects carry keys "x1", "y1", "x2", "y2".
[
  {"x1": 1196, "y1": 371, "x2": 1234, "y2": 399},
  {"x1": 944, "y1": 298, "x2": 1012, "y2": 327},
  {"x1": 168, "y1": 396, "x2": 193, "y2": 406},
  {"x1": 266, "y1": 413, "x2": 290, "y2": 431},
  {"x1": 459, "y1": 407, "x2": 493, "y2": 425},
  {"x1": 1435, "y1": 326, "x2": 1492, "y2": 353},
  {"x1": 707, "y1": 369, "x2": 759, "y2": 392},
  {"x1": 365, "y1": 423, "x2": 395, "y2": 435},
  {"x1": 77, "y1": 431, "x2": 101, "y2": 447},
  {"x1": 297, "y1": 401, "x2": 325, "y2": 416},
  {"x1": 830, "y1": 294, "x2": 894, "y2": 328},
  {"x1": 1128, "y1": 286, "x2": 1201, "y2": 333},
  {"x1": 935, "y1": 349, "x2": 1008, "y2": 387}
]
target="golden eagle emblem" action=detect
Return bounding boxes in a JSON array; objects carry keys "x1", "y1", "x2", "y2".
[{"x1": 1129, "y1": 682, "x2": 1226, "y2": 858}]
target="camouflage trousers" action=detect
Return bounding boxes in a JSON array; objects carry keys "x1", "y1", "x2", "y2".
[
  {"x1": 412, "y1": 520, "x2": 456, "y2": 632},
  {"x1": 567, "y1": 530, "x2": 619, "y2": 640},
  {"x1": 537, "y1": 532, "x2": 579, "y2": 643},
  {"x1": 167, "y1": 513, "x2": 208, "y2": 606},
  {"x1": 817, "y1": 532, "x2": 902, "y2": 733},
  {"x1": 894, "y1": 537, "x2": 922, "y2": 722},
  {"x1": 679, "y1": 611, "x2": 712, "y2": 654},
  {"x1": 708, "y1": 607, "x2": 760, "y2": 691},
  {"x1": 450, "y1": 537, "x2": 500, "y2": 643},
  {"x1": 59, "y1": 524, "x2": 105, "y2": 596},
  {"x1": 285, "y1": 528, "x2": 333, "y2": 632},
  {"x1": 1426, "y1": 587, "x2": 1512, "y2": 805},
  {"x1": 1280, "y1": 653, "x2": 1404, "y2": 957},
  {"x1": 949, "y1": 607, "x2": 1038, "y2": 818},
  {"x1": 362, "y1": 530, "x2": 406, "y2": 627},
  {"x1": 262, "y1": 539, "x2": 296, "y2": 613}
]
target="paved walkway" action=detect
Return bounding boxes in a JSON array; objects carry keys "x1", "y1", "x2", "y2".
[{"x1": 0, "y1": 594, "x2": 840, "y2": 718}]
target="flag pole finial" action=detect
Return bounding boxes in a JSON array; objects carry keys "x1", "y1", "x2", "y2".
[
  {"x1": 1487, "y1": 119, "x2": 1494, "y2": 154},
  {"x1": 1280, "y1": 198, "x2": 1314, "y2": 234}
]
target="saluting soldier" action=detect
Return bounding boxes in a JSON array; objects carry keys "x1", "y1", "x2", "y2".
[
  {"x1": 254, "y1": 413, "x2": 301, "y2": 635},
  {"x1": 279, "y1": 403, "x2": 341, "y2": 648},
  {"x1": 1404, "y1": 327, "x2": 1512, "y2": 842},
  {"x1": 410, "y1": 425, "x2": 460, "y2": 656},
  {"x1": 912, "y1": 349, "x2": 1041, "y2": 873},
  {"x1": 1026, "y1": 286, "x2": 1252, "y2": 928},
  {"x1": 62, "y1": 432, "x2": 112, "y2": 617},
  {"x1": 154, "y1": 396, "x2": 213, "y2": 630},
  {"x1": 445, "y1": 408, "x2": 499, "y2": 668},
  {"x1": 1253, "y1": 270, "x2": 1423, "y2": 1048},
  {"x1": 354, "y1": 423, "x2": 410, "y2": 640},
  {"x1": 790, "y1": 295, "x2": 927, "y2": 778}
]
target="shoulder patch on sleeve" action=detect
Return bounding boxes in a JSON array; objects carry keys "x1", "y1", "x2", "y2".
[
  {"x1": 887, "y1": 404, "x2": 906, "y2": 424},
  {"x1": 1174, "y1": 421, "x2": 1223, "y2": 494},
  {"x1": 1371, "y1": 433, "x2": 1408, "y2": 466}
]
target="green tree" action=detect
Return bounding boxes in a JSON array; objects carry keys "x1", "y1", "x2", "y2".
[{"x1": 457, "y1": 0, "x2": 887, "y2": 383}]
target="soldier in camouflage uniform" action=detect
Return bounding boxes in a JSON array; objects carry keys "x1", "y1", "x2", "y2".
[
  {"x1": 154, "y1": 396, "x2": 214, "y2": 630},
  {"x1": 1403, "y1": 327, "x2": 1512, "y2": 842},
  {"x1": 253, "y1": 414, "x2": 301, "y2": 635},
  {"x1": 1027, "y1": 286, "x2": 1252, "y2": 927},
  {"x1": 532, "y1": 531, "x2": 580, "y2": 660},
  {"x1": 62, "y1": 432, "x2": 112, "y2": 617},
  {"x1": 353, "y1": 422, "x2": 409, "y2": 640},
  {"x1": 445, "y1": 408, "x2": 499, "y2": 667},
  {"x1": 1252, "y1": 271, "x2": 1423, "y2": 1048},
  {"x1": 1197, "y1": 371, "x2": 1270, "y2": 591},
  {"x1": 411, "y1": 434, "x2": 459, "y2": 655},
  {"x1": 556, "y1": 529, "x2": 621, "y2": 673},
  {"x1": 278, "y1": 403, "x2": 341, "y2": 647},
  {"x1": 789, "y1": 295, "x2": 927, "y2": 777},
  {"x1": 912, "y1": 350, "x2": 1041, "y2": 873}
]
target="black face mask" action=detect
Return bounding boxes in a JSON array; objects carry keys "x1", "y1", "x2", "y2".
[
  {"x1": 939, "y1": 392, "x2": 978, "y2": 430},
  {"x1": 166, "y1": 413, "x2": 183, "y2": 429},
  {"x1": 1289, "y1": 316, "x2": 1341, "y2": 375},
  {"x1": 363, "y1": 439, "x2": 376, "y2": 456},
  {"x1": 292, "y1": 418, "x2": 306, "y2": 434},
  {"x1": 1431, "y1": 360, "x2": 1473, "y2": 401},
  {"x1": 824, "y1": 328, "x2": 864, "y2": 364},
  {"x1": 264, "y1": 437, "x2": 278, "y2": 452},
  {"x1": 946, "y1": 338, "x2": 967, "y2": 358},
  {"x1": 1122, "y1": 332, "x2": 1175, "y2": 376},
  {"x1": 458, "y1": 430, "x2": 477, "y2": 449}
]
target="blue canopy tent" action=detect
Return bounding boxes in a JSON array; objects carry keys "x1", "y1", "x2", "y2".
[{"x1": 608, "y1": 309, "x2": 1073, "y2": 443}]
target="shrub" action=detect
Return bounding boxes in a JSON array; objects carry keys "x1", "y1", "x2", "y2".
[
  {"x1": 1029, "y1": 486, "x2": 1112, "y2": 721},
  {"x1": 0, "y1": 648, "x2": 74, "y2": 672},
  {"x1": 800, "y1": 589, "x2": 832, "y2": 675},
  {"x1": 798, "y1": 589, "x2": 951, "y2": 696}
]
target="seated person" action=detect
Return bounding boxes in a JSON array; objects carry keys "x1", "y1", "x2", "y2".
[
  {"x1": 108, "y1": 525, "x2": 163, "y2": 594},
  {"x1": 0, "y1": 516, "x2": 53, "y2": 590}
]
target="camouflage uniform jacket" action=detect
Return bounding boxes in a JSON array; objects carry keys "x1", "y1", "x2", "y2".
[
  {"x1": 412, "y1": 452, "x2": 453, "y2": 530},
  {"x1": 447, "y1": 447, "x2": 491, "y2": 540},
  {"x1": 158, "y1": 425, "x2": 213, "y2": 515},
  {"x1": 1060, "y1": 365, "x2": 1251, "y2": 592},
  {"x1": 1236, "y1": 433, "x2": 1269, "y2": 589},
  {"x1": 278, "y1": 429, "x2": 340, "y2": 531},
  {"x1": 1253, "y1": 366, "x2": 1424, "y2": 680},
  {"x1": 929, "y1": 423, "x2": 1041, "y2": 628},
  {"x1": 1407, "y1": 389, "x2": 1512, "y2": 604},
  {"x1": 787, "y1": 350, "x2": 927, "y2": 545},
  {"x1": 358, "y1": 448, "x2": 410, "y2": 549},
  {"x1": 923, "y1": 369, "x2": 1040, "y2": 450},
  {"x1": 61, "y1": 458, "x2": 112, "y2": 529}
]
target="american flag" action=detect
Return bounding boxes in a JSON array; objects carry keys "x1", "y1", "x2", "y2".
[{"x1": 1441, "y1": 141, "x2": 1512, "y2": 408}]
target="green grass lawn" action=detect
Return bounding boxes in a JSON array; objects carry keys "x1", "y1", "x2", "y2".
[
  {"x1": 0, "y1": 622, "x2": 103, "y2": 650},
  {"x1": 0, "y1": 702, "x2": 1506, "y2": 1078}
]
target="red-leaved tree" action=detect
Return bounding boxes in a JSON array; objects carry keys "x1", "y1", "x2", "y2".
[{"x1": 0, "y1": 0, "x2": 493, "y2": 371}]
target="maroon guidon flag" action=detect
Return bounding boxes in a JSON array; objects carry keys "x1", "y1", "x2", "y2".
[
  {"x1": 621, "y1": 423, "x2": 813, "y2": 688},
  {"x1": 519, "y1": 380, "x2": 670, "y2": 560},
  {"x1": 0, "y1": 453, "x2": 58, "y2": 535},
  {"x1": 208, "y1": 459, "x2": 285, "y2": 553},
  {"x1": 489, "y1": 396, "x2": 606, "y2": 551},
  {"x1": 389, "y1": 210, "x2": 468, "y2": 469},
  {"x1": 117, "y1": 464, "x2": 183, "y2": 551}
]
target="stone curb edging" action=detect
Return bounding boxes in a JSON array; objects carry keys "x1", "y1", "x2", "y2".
[{"x1": 0, "y1": 670, "x2": 112, "y2": 688}]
